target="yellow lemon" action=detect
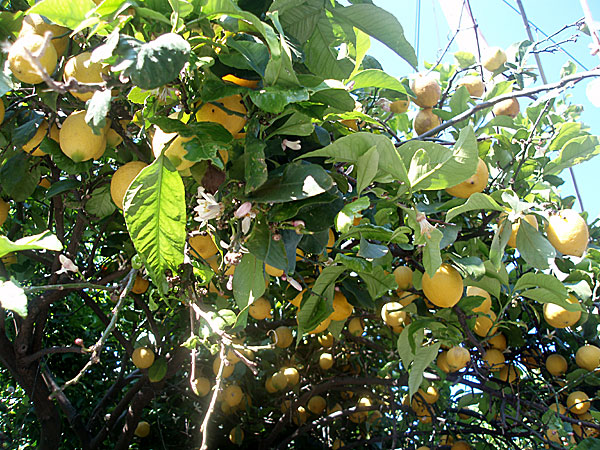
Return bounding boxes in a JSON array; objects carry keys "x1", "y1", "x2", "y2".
[
  {"x1": 229, "y1": 426, "x2": 244, "y2": 445},
  {"x1": 411, "y1": 74, "x2": 441, "y2": 108},
  {"x1": 445, "y1": 158, "x2": 489, "y2": 198},
  {"x1": 8, "y1": 34, "x2": 57, "y2": 84},
  {"x1": 347, "y1": 317, "x2": 364, "y2": 336},
  {"x1": 189, "y1": 233, "x2": 218, "y2": 260},
  {"x1": 63, "y1": 52, "x2": 110, "y2": 101},
  {"x1": 134, "y1": 421, "x2": 150, "y2": 437},
  {"x1": 576, "y1": 345, "x2": 600, "y2": 371},
  {"x1": 191, "y1": 377, "x2": 211, "y2": 397},
  {"x1": 0, "y1": 98, "x2": 4, "y2": 125},
  {"x1": 502, "y1": 214, "x2": 538, "y2": 248},
  {"x1": 487, "y1": 333, "x2": 507, "y2": 351},
  {"x1": 543, "y1": 294, "x2": 581, "y2": 328},
  {"x1": 482, "y1": 46, "x2": 507, "y2": 71},
  {"x1": 307, "y1": 395, "x2": 326, "y2": 415},
  {"x1": 473, "y1": 310, "x2": 498, "y2": 337},
  {"x1": 265, "y1": 263, "x2": 284, "y2": 277},
  {"x1": 222, "y1": 74, "x2": 259, "y2": 88},
  {"x1": 546, "y1": 353, "x2": 568, "y2": 376},
  {"x1": 567, "y1": 391, "x2": 591, "y2": 415},
  {"x1": 223, "y1": 384, "x2": 243, "y2": 407},
  {"x1": 283, "y1": 367, "x2": 299, "y2": 386},
  {"x1": 421, "y1": 263, "x2": 463, "y2": 308},
  {"x1": 446, "y1": 346, "x2": 470, "y2": 372},
  {"x1": 19, "y1": 14, "x2": 69, "y2": 56},
  {"x1": 249, "y1": 297, "x2": 272, "y2": 320},
  {"x1": 131, "y1": 275, "x2": 149, "y2": 294},
  {"x1": 151, "y1": 126, "x2": 196, "y2": 171},
  {"x1": 418, "y1": 386, "x2": 439, "y2": 404},
  {"x1": 414, "y1": 108, "x2": 441, "y2": 135},
  {"x1": 497, "y1": 365, "x2": 519, "y2": 383},
  {"x1": 132, "y1": 347, "x2": 155, "y2": 369},
  {"x1": 437, "y1": 350, "x2": 451, "y2": 373},
  {"x1": 0, "y1": 199, "x2": 9, "y2": 227},
  {"x1": 213, "y1": 356, "x2": 235, "y2": 378},
  {"x1": 467, "y1": 286, "x2": 492, "y2": 313},
  {"x1": 492, "y1": 98, "x2": 520, "y2": 118},
  {"x1": 318, "y1": 332, "x2": 334, "y2": 348},
  {"x1": 458, "y1": 75, "x2": 484, "y2": 97},
  {"x1": 483, "y1": 349, "x2": 505, "y2": 371},
  {"x1": 22, "y1": 119, "x2": 48, "y2": 156},
  {"x1": 393, "y1": 265, "x2": 413, "y2": 290},
  {"x1": 271, "y1": 370, "x2": 288, "y2": 391},
  {"x1": 390, "y1": 99, "x2": 410, "y2": 113},
  {"x1": 329, "y1": 291, "x2": 353, "y2": 321},
  {"x1": 319, "y1": 352, "x2": 334, "y2": 370},
  {"x1": 397, "y1": 290, "x2": 419, "y2": 306},
  {"x1": 110, "y1": 161, "x2": 148, "y2": 210},
  {"x1": 546, "y1": 209, "x2": 589, "y2": 256},
  {"x1": 273, "y1": 326, "x2": 293, "y2": 348},
  {"x1": 381, "y1": 301, "x2": 408, "y2": 327},
  {"x1": 451, "y1": 441, "x2": 472, "y2": 450},
  {"x1": 196, "y1": 95, "x2": 247, "y2": 135},
  {"x1": 59, "y1": 110, "x2": 107, "y2": 162}
]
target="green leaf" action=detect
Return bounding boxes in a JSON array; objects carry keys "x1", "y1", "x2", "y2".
[
  {"x1": 224, "y1": 39, "x2": 270, "y2": 76},
  {"x1": 277, "y1": 0, "x2": 324, "y2": 43},
  {"x1": 335, "y1": 196, "x2": 370, "y2": 233},
  {"x1": 269, "y1": 112, "x2": 314, "y2": 137},
  {"x1": 249, "y1": 162, "x2": 333, "y2": 203},
  {"x1": 574, "y1": 438, "x2": 600, "y2": 450},
  {"x1": 449, "y1": 256, "x2": 485, "y2": 280},
  {"x1": 150, "y1": 117, "x2": 233, "y2": 143},
  {"x1": 0, "y1": 280, "x2": 28, "y2": 318},
  {"x1": 347, "y1": 69, "x2": 407, "y2": 94},
  {"x1": 545, "y1": 135, "x2": 600, "y2": 176},
  {"x1": 548, "y1": 122, "x2": 584, "y2": 152},
  {"x1": 245, "y1": 218, "x2": 288, "y2": 271},
  {"x1": 357, "y1": 266, "x2": 396, "y2": 299},
  {"x1": 270, "y1": 190, "x2": 343, "y2": 232},
  {"x1": 85, "y1": 184, "x2": 117, "y2": 219},
  {"x1": 446, "y1": 193, "x2": 504, "y2": 222},
  {"x1": 0, "y1": 71, "x2": 15, "y2": 97},
  {"x1": 248, "y1": 87, "x2": 309, "y2": 114},
  {"x1": 233, "y1": 253, "x2": 266, "y2": 327},
  {"x1": 489, "y1": 217, "x2": 512, "y2": 269},
  {"x1": 357, "y1": 237, "x2": 388, "y2": 260},
  {"x1": 85, "y1": 89, "x2": 112, "y2": 135},
  {"x1": 514, "y1": 273, "x2": 578, "y2": 311},
  {"x1": 400, "y1": 126, "x2": 478, "y2": 191},
  {"x1": 421, "y1": 226, "x2": 443, "y2": 277},
  {"x1": 118, "y1": 33, "x2": 191, "y2": 90},
  {"x1": 0, "y1": 231, "x2": 63, "y2": 259},
  {"x1": 515, "y1": 220, "x2": 556, "y2": 270},
  {"x1": 328, "y1": 3, "x2": 417, "y2": 68},
  {"x1": 123, "y1": 155, "x2": 186, "y2": 295},
  {"x1": 355, "y1": 146, "x2": 379, "y2": 195},
  {"x1": 350, "y1": 28, "x2": 370, "y2": 78},
  {"x1": 244, "y1": 137, "x2": 268, "y2": 194},
  {"x1": 454, "y1": 51, "x2": 476, "y2": 68},
  {"x1": 299, "y1": 132, "x2": 410, "y2": 188},
  {"x1": 339, "y1": 224, "x2": 410, "y2": 245},
  {"x1": 409, "y1": 343, "x2": 441, "y2": 399},
  {"x1": 27, "y1": 0, "x2": 96, "y2": 29},
  {"x1": 0, "y1": 153, "x2": 41, "y2": 202},
  {"x1": 148, "y1": 357, "x2": 167, "y2": 382}
]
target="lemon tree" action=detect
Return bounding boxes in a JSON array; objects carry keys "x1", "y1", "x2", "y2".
[{"x1": 1, "y1": 1, "x2": 600, "y2": 449}]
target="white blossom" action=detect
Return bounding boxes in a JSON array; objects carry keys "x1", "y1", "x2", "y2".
[
  {"x1": 56, "y1": 255, "x2": 79, "y2": 275},
  {"x1": 234, "y1": 201, "x2": 255, "y2": 234},
  {"x1": 281, "y1": 139, "x2": 301, "y2": 151},
  {"x1": 193, "y1": 186, "x2": 224, "y2": 227}
]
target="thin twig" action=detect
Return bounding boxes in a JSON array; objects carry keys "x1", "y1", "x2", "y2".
[
  {"x1": 199, "y1": 343, "x2": 226, "y2": 450},
  {"x1": 23, "y1": 283, "x2": 118, "y2": 293}
]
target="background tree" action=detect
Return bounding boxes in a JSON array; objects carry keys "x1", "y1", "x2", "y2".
[{"x1": 1, "y1": 0, "x2": 600, "y2": 449}]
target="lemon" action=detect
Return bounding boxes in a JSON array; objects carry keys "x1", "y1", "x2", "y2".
[
  {"x1": 303, "y1": 315, "x2": 331, "y2": 334},
  {"x1": 222, "y1": 74, "x2": 259, "y2": 88},
  {"x1": 249, "y1": 297, "x2": 272, "y2": 320},
  {"x1": 327, "y1": 228, "x2": 335, "y2": 248},
  {"x1": 196, "y1": 95, "x2": 247, "y2": 135},
  {"x1": 576, "y1": 344, "x2": 600, "y2": 371},
  {"x1": 340, "y1": 119, "x2": 358, "y2": 130},
  {"x1": 151, "y1": 126, "x2": 196, "y2": 171},
  {"x1": 350, "y1": 397, "x2": 372, "y2": 423},
  {"x1": 473, "y1": 310, "x2": 498, "y2": 337},
  {"x1": 567, "y1": 391, "x2": 591, "y2": 415},
  {"x1": 273, "y1": 326, "x2": 293, "y2": 348},
  {"x1": 451, "y1": 441, "x2": 472, "y2": 450},
  {"x1": 213, "y1": 356, "x2": 235, "y2": 378},
  {"x1": 19, "y1": 14, "x2": 69, "y2": 56},
  {"x1": 421, "y1": 263, "x2": 464, "y2": 308},
  {"x1": 63, "y1": 52, "x2": 109, "y2": 101},
  {"x1": 132, "y1": 347, "x2": 154, "y2": 369},
  {"x1": 543, "y1": 294, "x2": 581, "y2": 328},
  {"x1": 189, "y1": 233, "x2": 218, "y2": 260},
  {"x1": 393, "y1": 265, "x2": 413, "y2": 290},
  {"x1": 22, "y1": 119, "x2": 48, "y2": 156},
  {"x1": 0, "y1": 98, "x2": 4, "y2": 125},
  {"x1": 549, "y1": 403, "x2": 567, "y2": 415},
  {"x1": 418, "y1": 386, "x2": 439, "y2": 404},
  {"x1": 414, "y1": 108, "x2": 441, "y2": 136},
  {"x1": 59, "y1": 110, "x2": 107, "y2": 162},
  {"x1": 225, "y1": 349, "x2": 240, "y2": 364},
  {"x1": 458, "y1": 75, "x2": 484, "y2": 97},
  {"x1": 546, "y1": 353, "x2": 567, "y2": 376},
  {"x1": 131, "y1": 275, "x2": 149, "y2": 294},
  {"x1": 483, "y1": 349, "x2": 505, "y2": 371},
  {"x1": 436, "y1": 350, "x2": 451, "y2": 373},
  {"x1": 333, "y1": 439, "x2": 345, "y2": 450},
  {"x1": 271, "y1": 370, "x2": 288, "y2": 391},
  {"x1": 134, "y1": 421, "x2": 150, "y2": 438},
  {"x1": 546, "y1": 209, "x2": 589, "y2": 256},
  {"x1": 390, "y1": 99, "x2": 410, "y2": 113},
  {"x1": 347, "y1": 317, "x2": 364, "y2": 336},
  {"x1": 319, "y1": 352, "x2": 334, "y2": 370},
  {"x1": 572, "y1": 412, "x2": 599, "y2": 438},
  {"x1": 318, "y1": 332, "x2": 334, "y2": 348},
  {"x1": 411, "y1": 74, "x2": 441, "y2": 108},
  {"x1": 446, "y1": 346, "x2": 470, "y2": 371},
  {"x1": 492, "y1": 98, "x2": 520, "y2": 118},
  {"x1": 110, "y1": 161, "x2": 148, "y2": 210},
  {"x1": 445, "y1": 158, "x2": 489, "y2": 199},
  {"x1": 487, "y1": 333, "x2": 507, "y2": 351},
  {"x1": 39, "y1": 178, "x2": 52, "y2": 189},
  {"x1": 229, "y1": 426, "x2": 244, "y2": 445},
  {"x1": 307, "y1": 395, "x2": 326, "y2": 415},
  {"x1": 191, "y1": 377, "x2": 211, "y2": 397},
  {"x1": 497, "y1": 365, "x2": 519, "y2": 383},
  {"x1": 283, "y1": 367, "x2": 299, "y2": 386},
  {"x1": 49, "y1": 123, "x2": 60, "y2": 142},
  {"x1": 265, "y1": 263, "x2": 284, "y2": 277},
  {"x1": 293, "y1": 406, "x2": 308, "y2": 425},
  {"x1": 467, "y1": 286, "x2": 492, "y2": 313},
  {"x1": 482, "y1": 47, "x2": 507, "y2": 71},
  {"x1": 381, "y1": 302, "x2": 408, "y2": 327},
  {"x1": 329, "y1": 291, "x2": 353, "y2": 321},
  {"x1": 223, "y1": 384, "x2": 243, "y2": 407},
  {"x1": 0, "y1": 199, "x2": 9, "y2": 227},
  {"x1": 503, "y1": 214, "x2": 538, "y2": 248},
  {"x1": 8, "y1": 34, "x2": 57, "y2": 84},
  {"x1": 265, "y1": 377, "x2": 277, "y2": 393},
  {"x1": 397, "y1": 291, "x2": 418, "y2": 306}
]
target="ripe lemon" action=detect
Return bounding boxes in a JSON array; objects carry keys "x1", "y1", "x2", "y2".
[
  {"x1": 329, "y1": 291, "x2": 353, "y2": 321},
  {"x1": 446, "y1": 346, "x2": 470, "y2": 371},
  {"x1": 134, "y1": 421, "x2": 150, "y2": 437},
  {"x1": 283, "y1": 367, "x2": 300, "y2": 386},
  {"x1": 273, "y1": 326, "x2": 293, "y2": 348},
  {"x1": 421, "y1": 263, "x2": 463, "y2": 308},
  {"x1": 223, "y1": 385, "x2": 243, "y2": 407},
  {"x1": 381, "y1": 301, "x2": 408, "y2": 327},
  {"x1": 196, "y1": 95, "x2": 247, "y2": 135},
  {"x1": 390, "y1": 99, "x2": 410, "y2": 113},
  {"x1": 271, "y1": 370, "x2": 288, "y2": 391},
  {"x1": 22, "y1": 119, "x2": 48, "y2": 156},
  {"x1": 458, "y1": 75, "x2": 484, "y2": 97},
  {"x1": 546, "y1": 209, "x2": 589, "y2": 256},
  {"x1": 497, "y1": 365, "x2": 519, "y2": 383},
  {"x1": 189, "y1": 234, "x2": 218, "y2": 260},
  {"x1": 492, "y1": 98, "x2": 520, "y2": 118},
  {"x1": 49, "y1": 123, "x2": 60, "y2": 142},
  {"x1": 191, "y1": 377, "x2": 211, "y2": 397},
  {"x1": 567, "y1": 391, "x2": 591, "y2": 415},
  {"x1": 473, "y1": 310, "x2": 498, "y2": 337},
  {"x1": 418, "y1": 386, "x2": 439, "y2": 404},
  {"x1": 8, "y1": 34, "x2": 57, "y2": 84},
  {"x1": 546, "y1": 353, "x2": 568, "y2": 376},
  {"x1": 543, "y1": 294, "x2": 581, "y2": 328},
  {"x1": 213, "y1": 356, "x2": 235, "y2": 378},
  {"x1": 0, "y1": 98, "x2": 4, "y2": 125},
  {"x1": 549, "y1": 403, "x2": 567, "y2": 415},
  {"x1": 229, "y1": 426, "x2": 244, "y2": 445},
  {"x1": 0, "y1": 199, "x2": 9, "y2": 227},
  {"x1": 110, "y1": 161, "x2": 148, "y2": 210},
  {"x1": 451, "y1": 441, "x2": 472, "y2": 450},
  {"x1": 39, "y1": 178, "x2": 52, "y2": 189},
  {"x1": 63, "y1": 52, "x2": 109, "y2": 101},
  {"x1": 445, "y1": 158, "x2": 489, "y2": 198},
  {"x1": 482, "y1": 47, "x2": 507, "y2": 71},
  {"x1": 487, "y1": 333, "x2": 507, "y2": 351},
  {"x1": 265, "y1": 377, "x2": 277, "y2": 393},
  {"x1": 293, "y1": 406, "x2": 308, "y2": 425},
  {"x1": 502, "y1": 214, "x2": 538, "y2": 248},
  {"x1": 319, "y1": 352, "x2": 334, "y2": 370},
  {"x1": 411, "y1": 74, "x2": 441, "y2": 108},
  {"x1": 59, "y1": 110, "x2": 107, "y2": 162},
  {"x1": 397, "y1": 290, "x2": 419, "y2": 306},
  {"x1": 303, "y1": 315, "x2": 331, "y2": 334},
  {"x1": 414, "y1": 108, "x2": 441, "y2": 135},
  {"x1": 307, "y1": 395, "x2": 326, "y2": 415},
  {"x1": 576, "y1": 344, "x2": 600, "y2": 371},
  {"x1": 327, "y1": 228, "x2": 335, "y2": 248},
  {"x1": 222, "y1": 74, "x2": 259, "y2": 88},
  {"x1": 19, "y1": 14, "x2": 69, "y2": 56},
  {"x1": 467, "y1": 286, "x2": 492, "y2": 313},
  {"x1": 249, "y1": 297, "x2": 272, "y2": 320},
  {"x1": 333, "y1": 439, "x2": 345, "y2": 450},
  {"x1": 265, "y1": 263, "x2": 284, "y2": 277},
  {"x1": 348, "y1": 317, "x2": 364, "y2": 336},
  {"x1": 225, "y1": 349, "x2": 240, "y2": 364},
  {"x1": 151, "y1": 126, "x2": 196, "y2": 171},
  {"x1": 350, "y1": 397, "x2": 372, "y2": 423},
  {"x1": 393, "y1": 265, "x2": 413, "y2": 290},
  {"x1": 318, "y1": 332, "x2": 334, "y2": 348},
  {"x1": 572, "y1": 412, "x2": 599, "y2": 438},
  {"x1": 437, "y1": 350, "x2": 451, "y2": 373},
  {"x1": 131, "y1": 275, "x2": 149, "y2": 294},
  {"x1": 483, "y1": 349, "x2": 505, "y2": 371},
  {"x1": 132, "y1": 347, "x2": 155, "y2": 369}
]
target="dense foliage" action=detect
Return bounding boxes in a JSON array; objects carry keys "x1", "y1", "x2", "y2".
[{"x1": 1, "y1": 0, "x2": 600, "y2": 449}]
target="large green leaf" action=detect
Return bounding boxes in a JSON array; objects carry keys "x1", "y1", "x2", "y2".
[
  {"x1": 514, "y1": 273, "x2": 578, "y2": 311},
  {"x1": 0, "y1": 280, "x2": 28, "y2": 318},
  {"x1": 269, "y1": 113, "x2": 314, "y2": 137},
  {"x1": 347, "y1": 69, "x2": 407, "y2": 94},
  {"x1": 233, "y1": 253, "x2": 266, "y2": 328},
  {"x1": 547, "y1": 122, "x2": 584, "y2": 152},
  {"x1": 357, "y1": 266, "x2": 396, "y2": 300},
  {"x1": 446, "y1": 193, "x2": 505, "y2": 222},
  {"x1": 409, "y1": 343, "x2": 441, "y2": 399},
  {"x1": 0, "y1": 231, "x2": 63, "y2": 259},
  {"x1": 0, "y1": 153, "x2": 41, "y2": 203},
  {"x1": 27, "y1": 0, "x2": 95, "y2": 29},
  {"x1": 277, "y1": 0, "x2": 325, "y2": 43},
  {"x1": 123, "y1": 155, "x2": 186, "y2": 295},
  {"x1": 545, "y1": 135, "x2": 600, "y2": 175},
  {"x1": 328, "y1": 3, "x2": 417, "y2": 69},
  {"x1": 248, "y1": 87, "x2": 309, "y2": 113},
  {"x1": 515, "y1": 221, "x2": 556, "y2": 270},
  {"x1": 245, "y1": 218, "x2": 288, "y2": 270},
  {"x1": 400, "y1": 126, "x2": 478, "y2": 192},
  {"x1": 244, "y1": 136, "x2": 268, "y2": 194}
]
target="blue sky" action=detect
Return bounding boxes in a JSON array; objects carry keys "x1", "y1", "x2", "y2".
[{"x1": 367, "y1": 0, "x2": 600, "y2": 218}]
